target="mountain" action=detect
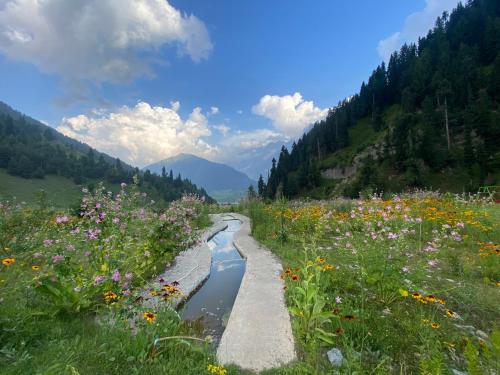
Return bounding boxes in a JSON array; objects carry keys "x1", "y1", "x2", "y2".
[
  {"x1": 145, "y1": 154, "x2": 255, "y2": 202},
  {"x1": 261, "y1": 0, "x2": 500, "y2": 199},
  {"x1": 0, "y1": 102, "x2": 214, "y2": 205}
]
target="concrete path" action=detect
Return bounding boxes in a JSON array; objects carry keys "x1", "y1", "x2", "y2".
[
  {"x1": 217, "y1": 213, "x2": 296, "y2": 372},
  {"x1": 142, "y1": 214, "x2": 228, "y2": 309}
]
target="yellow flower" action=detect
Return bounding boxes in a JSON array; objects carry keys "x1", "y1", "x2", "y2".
[
  {"x1": 425, "y1": 295, "x2": 436, "y2": 303},
  {"x1": 143, "y1": 311, "x2": 156, "y2": 323},
  {"x1": 31, "y1": 265, "x2": 40, "y2": 271},
  {"x1": 446, "y1": 309, "x2": 456, "y2": 318},
  {"x1": 2, "y1": 257, "x2": 15, "y2": 266},
  {"x1": 103, "y1": 291, "x2": 118, "y2": 301},
  {"x1": 399, "y1": 289, "x2": 409, "y2": 297},
  {"x1": 431, "y1": 322, "x2": 440, "y2": 329},
  {"x1": 411, "y1": 292, "x2": 422, "y2": 300},
  {"x1": 316, "y1": 256, "x2": 326, "y2": 264},
  {"x1": 323, "y1": 264, "x2": 334, "y2": 271}
]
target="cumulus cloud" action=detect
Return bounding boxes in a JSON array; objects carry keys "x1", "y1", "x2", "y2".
[
  {"x1": 0, "y1": 0, "x2": 212, "y2": 83},
  {"x1": 57, "y1": 101, "x2": 218, "y2": 167},
  {"x1": 252, "y1": 92, "x2": 328, "y2": 137},
  {"x1": 213, "y1": 124, "x2": 230, "y2": 136},
  {"x1": 377, "y1": 0, "x2": 461, "y2": 61}
]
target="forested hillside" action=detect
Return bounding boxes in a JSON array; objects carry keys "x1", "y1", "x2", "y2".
[
  {"x1": 0, "y1": 102, "x2": 214, "y2": 204},
  {"x1": 260, "y1": 0, "x2": 500, "y2": 199}
]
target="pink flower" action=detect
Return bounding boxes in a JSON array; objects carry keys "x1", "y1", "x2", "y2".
[
  {"x1": 122, "y1": 289, "x2": 130, "y2": 296},
  {"x1": 111, "y1": 270, "x2": 121, "y2": 282},
  {"x1": 66, "y1": 244, "x2": 76, "y2": 252},
  {"x1": 43, "y1": 239, "x2": 54, "y2": 247},
  {"x1": 428, "y1": 259, "x2": 439, "y2": 267},
  {"x1": 335, "y1": 296, "x2": 342, "y2": 304},
  {"x1": 84, "y1": 251, "x2": 91, "y2": 257},
  {"x1": 52, "y1": 254, "x2": 64, "y2": 264},
  {"x1": 125, "y1": 272, "x2": 133, "y2": 281},
  {"x1": 456, "y1": 222, "x2": 465, "y2": 228},
  {"x1": 33, "y1": 252, "x2": 43, "y2": 258},
  {"x1": 94, "y1": 275, "x2": 104, "y2": 284},
  {"x1": 388, "y1": 232, "x2": 398, "y2": 240},
  {"x1": 55, "y1": 215, "x2": 69, "y2": 224},
  {"x1": 112, "y1": 217, "x2": 120, "y2": 224}
]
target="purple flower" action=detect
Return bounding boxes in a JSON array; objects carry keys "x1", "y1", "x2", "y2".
[
  {"x1": 43, "y1": 239, "x2": 54, "y2": 247},
  {"x1": 85, "y1": 228, "x2": 101, "y2": 240},
  {"x1": 94, "y1": 275, "x2": 104, "y2": 284},
  {"x1": 125, "y1": 272, "x2": 133, "y2": 281},
  {"x1": 52, "y1": 254, "x2": 64, "y2": 264},
  {"x1": 98, "y1": 212, "x2": 106, "y2": 221},
  {"x1": 33, "y1": 252, "x2": 43, "y2": 258},
  {"x1": 55, "y1": 215, "x2": 69, "y2": 224},
  {"x1": 456, "y1": 222, "x2": 465, "y2": 229},
  {"x1": 428, "y1": 259, "x2": 439, "y2": 267},
  {"x1": 95, "y1": 203, "x2": 101, "y2": 209},
  {"x1": 111, "y1": 270, "x2": 121, "y2": 282},
  {"x1": 70, "y1": 227, "x2": 80, "y2": 235},
  {"x1": 112, "y1": 217, "x2": 120, "y2": 224},
  {"x1": 66, "y1": 244, "x2": 76, "y2": 252},
  {"x1": 84, "y1": 251, "x2": 91, "y2": 257},
  {"x1": 387, "y1": 232, "x2": 398, "y2": 240},
  {"x1": 122, "y1": 289, "x2": 130, "y2": 296}
]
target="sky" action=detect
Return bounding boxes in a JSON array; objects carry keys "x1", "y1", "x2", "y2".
[{"x1": 0, "y1": 0, "x2": 461, "y2": 179}]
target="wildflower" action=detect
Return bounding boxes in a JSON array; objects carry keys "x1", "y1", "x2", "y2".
[
  {"x1": 316, "y1": 257, "x2": 326, "y2": 264},
  {"x1": 437, "y1": 298, "x2": 446, "y2": 305},
  {"x1": 399, "y1": 289, "x2": 409, "y2": 297},
  {"x1": 401, "y1": 266, "x2": 410, "y2": 273},
  {"x1": 125, "y1": 272, "x2": 133, "y2": 281},
  {"x1": 428, "y1": 259, "x2": 439, "y2": 267},
  {"x1": 412, "y1": 292, "x2": 422, "y2": 300},
  {"x1": 291, "y1": 274, "x2": 300, "y2": 282},
  {"x1": 388, "y1": 232, "x2": 398, "y2": 240},
  {"x1": 103, "y1": 291, "x2": 118, "y2": 301},
  {"x1": 446, "y1": 309, "x2": 456, "y2": 318},
  {"x1": 335, "y1": 296, "x2": 342, "y2": 304},
  {"x1": 111, "y1": 270, "x2": 121, "y2": 282},
  {"x1": 2, "y1": 257, "x2": 16, "y2": 266},
  {"x1": 425, "y1": 295, "x2": 436, "y2": 303},
  {"x1": 324, "y1": 264, "x2": 334, "y2": 271},
  {"x1": 143, "y1": 311, "x2": 156, "y2": 323},
  {"x1": 33, "y1": 252, "x2": 42, "y2": 258},
  {"x1": 335, "y1": 327, "x2": 344, "y2": 335},
  {"x1": 52, "y1": 254, "x2": 64, "y2": 264},
  {"x1": 55, "y1": 215, "x2": 69, "y2": 224},
  {"x1": 43, "y1": 239, "x2": 53, "y2": 247},
  {"x1": 94, "y1": 275, "x2": 104, "y2": 285},
  {"x1": 31, "y1": 265, "x2": 40, "y2": 271},
  {"x1": 431, "y1": 322, "x2": 440, "y2": 329}
]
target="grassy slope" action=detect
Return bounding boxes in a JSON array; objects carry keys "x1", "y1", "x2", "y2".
[{"x1": 0, "y1": 168, "x2": 82, "y2": 208}]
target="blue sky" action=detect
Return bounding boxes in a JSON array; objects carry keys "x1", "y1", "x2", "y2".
[{"x1": 0, "y1": 0, "x2": 460, "y2": 178}]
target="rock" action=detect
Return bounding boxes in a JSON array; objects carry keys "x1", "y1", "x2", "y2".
[
  {"x1": 451, "y1": 369, "x2": 467, "y2": 375},
  {"x1": 476, "y1": 329, "x2": 488, "y2": 340},
  {"x1": 327, "y1": 348, "x2": 343, "y2": 367}
]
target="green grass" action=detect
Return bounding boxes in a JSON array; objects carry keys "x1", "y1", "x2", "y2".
[{"x1": 0, "y1": 168, "x2": 83, "y2": 208}]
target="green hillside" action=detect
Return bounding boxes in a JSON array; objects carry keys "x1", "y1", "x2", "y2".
[
  {"x1": 0, "y1": 103, "x2": 215, "y2": 206},
  {"x1": 260, "y1": 0, "x2": 500, "y2": 199},
  {"x1": 0, "y1": 168, "x2": 82, "y2": 208}
]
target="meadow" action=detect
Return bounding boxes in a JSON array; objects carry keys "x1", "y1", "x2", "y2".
[
  {"x1": 1, "y1": 185, "x2": 499, "y2": 374},
  {"x1": 245, "y1": 191, "x2": 500, "y2": 374}
]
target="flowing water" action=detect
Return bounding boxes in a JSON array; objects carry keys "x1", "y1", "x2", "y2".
[{"x1": 180, "y1": 217, "x2": 245, "y2": 343}]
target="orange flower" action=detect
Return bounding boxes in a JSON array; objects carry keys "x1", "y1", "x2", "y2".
[
  {"x1": 2, "y1": 257, "x2": 15, "y2": 266},
  {"x1": 431, "y1": 322, "x2": 440, "y2": 329},
  {"x1": 143, "y1": 311, "x2": 157, "y2": 323},
  {"x1": 291, "y1": 274, "x2": 300, "y2": 282},
  {"x1": 103, "y1": 291, "x2": 118, "y2": 301},
  {"x1": 412, "y1": 292, "x2": 422, "y2": 300},
  {"x1": 323, "y1": 264, "x2": 334, "y2": 271},
  {"x1": 446, "y1": 309, "x2": 456, "y2": 318},
  {"x1": 425, "y1": 295, "x2": 436, "y2": 303},
  {"x1": 31, "y1": 265, "x2": 40, "y2": 271},
  {"x1": 342, "y1": 315, "x2": 356, "y2": 321}
]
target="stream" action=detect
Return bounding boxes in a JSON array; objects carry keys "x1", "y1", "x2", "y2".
[{"x1": 180, "y1": 217, "x2": 245, "y2": 343}]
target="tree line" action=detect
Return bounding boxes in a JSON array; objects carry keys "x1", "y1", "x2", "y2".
[{"x1": 258, "y1": 0, "x2": 500, "y2": 199}]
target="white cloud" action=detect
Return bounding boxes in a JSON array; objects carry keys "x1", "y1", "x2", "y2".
[
  {"x1": 377, "y1": 0, "x2": 461, "y2": 61},
  {"x1": 57, "y1": 101, "x2": 218, "y2": 167},
  {"x1": 222, "y1": 129, "x2": 283, "y2": 150},
  {"x1": 252, "y1": 92, "x2": 328, "y2": 137},
  {"x1": 0, "y1": 0, "x2": 212, "y2": 83},
  {"x1": 208, "y1": 107, "x2": 219, "y2": 116},
  {"x1": 213, "y1": 124, "x2": 230, "y2": 136}
]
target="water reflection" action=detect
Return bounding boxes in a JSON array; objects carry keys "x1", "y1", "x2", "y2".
[{"x1": 180, "y1": 218, "x2": 245, "y2": 343}]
